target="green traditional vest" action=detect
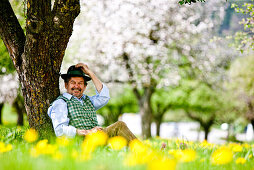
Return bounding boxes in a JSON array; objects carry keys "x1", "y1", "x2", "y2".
[{"x1": 56, "y1": 95, "x2": 99, "y2": 130}]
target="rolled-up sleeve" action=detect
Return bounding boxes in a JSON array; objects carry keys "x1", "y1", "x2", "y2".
[
  {"x1": 88, "y1": 83, "x2": 110, "y2": 110},
  {"x1": 47, "y1": 99, "x2": 76, "y2": 137}
]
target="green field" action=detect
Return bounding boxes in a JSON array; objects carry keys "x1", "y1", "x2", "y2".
[{"x1": 0, "y1": 126, "x2": 254, "y2": 170}]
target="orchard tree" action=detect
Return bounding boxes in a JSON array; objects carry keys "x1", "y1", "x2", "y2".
[
  {"x1": 230, "y1": 1, "x2": 254, "y2": 53},
  {"x1": 228, "y1": 55, "x2": 254, "y2": 128},
  {"x1": 97, "y1": 87, "x2": 138, "y2": 126},
  {"x1": 0, "y1": 0, "x2": 81, "y2": 137},
  {"x1": 151, "y1": 88, "x2": 177, "y2": 136},
  {"x1": 67, "y1": 0, "x2": 226, "y2": 138},
  {"x1": 170, "y1": 80, "x2": 224, "y2": 141},
  {"x1": 0, "y1": 74, "x2": 19, "y2": 125}
]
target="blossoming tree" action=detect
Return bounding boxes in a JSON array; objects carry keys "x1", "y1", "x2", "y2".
[{"x1": 67, "y1": 0, "x2": 226, "y2": 138}]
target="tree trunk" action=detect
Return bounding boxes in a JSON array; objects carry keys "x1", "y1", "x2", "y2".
[
  {"x1": 13, "y1": 93, "x2": 25, "y2": 126},
  {"x1": 186, "y1": 111, "x2": 215, "y2": 141},
  {"x1": 0, "y1": 0, "x2": 80, "y2": 138},
  {"x1": 203, "y1": 126, "x2": 210, "y2": 141},
  {"x1": 155, "y1": 116, "x2": 163, "y2": 136},
  {"x1": 0, "y1": 103, "x2": 4, "y2": 125},
  {"x1": 251, "y1": 120, "x2": 254, "y2": 132},
  {"x1": 122, "y1": 53, "x2": 155, "y2": 139},
  {"x1": 139, "y1": 103, "x2": 152, "y2": 139},
  {"x1": 137, "y1": 87, "x2": 154, "y2": 139},
  {"x1": 17, "y1": 109, "x2": 24, "y2": 126}
]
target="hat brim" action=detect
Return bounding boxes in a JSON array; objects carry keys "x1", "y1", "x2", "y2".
[{"x1": 61, "y1": 74, "x2": 91, "y2": 81}]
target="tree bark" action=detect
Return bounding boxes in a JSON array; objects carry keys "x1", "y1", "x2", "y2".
[
  {"x1": 155, "y1": 117, "x2": 162, "y2": 136},
  {"x1": 122, "y1": 52, "x2": 155, "y2": 139},
  {"x1": 203, "y1": 125, "x2": 210, "y2": 141},
  {"x1": 0, "y1": 0, "x2": 80, "y2": 138},
  {"x1": 136, "y1": 87, "x2": 154, "y2": 139},
  {"x1": 13, "y1": 93, "x2": 25, "y2": 126},
  {"x1": 186, "y1": 111, "x2": 215, "y2": 141},
  {"x1": 0, "y1": 103, "x2": 4, "y2": 125}
]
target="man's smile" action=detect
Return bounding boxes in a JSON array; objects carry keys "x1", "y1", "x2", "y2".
[{"x1": 72, "y1": 88, "x2": 81, "y2": 92}]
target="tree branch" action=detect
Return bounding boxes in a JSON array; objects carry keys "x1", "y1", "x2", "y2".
[
  {"x1": 0, "y1": 0, "x2": 25, "y2": 69},
  {"x1": 122, "y1": 52, "x2": 142, "y2": 100},
  {"x1": 52, "y1": 0, "x2": 80, "y2": 28}
]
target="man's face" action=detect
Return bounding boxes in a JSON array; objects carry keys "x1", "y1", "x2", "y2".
[{"x1": 65, "y1": 77, "x2": 86, "y2": 98}]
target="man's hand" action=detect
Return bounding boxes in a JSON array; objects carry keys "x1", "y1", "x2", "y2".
[
  {"x1": 76, "y1": 126, "x2": 103, "y2": 136},
  {"x1": 76, "y1": 129, "x2": 90, "y2": 136},
  {"x1": 75, "y1": 63, "x2": 92, "y2": 76},
  {"x1": 75, "y1": 63, "x2": 103, "y2": 93},
  {"x1": 90, "y1": 126, "x2": 103, "y2": 133}
]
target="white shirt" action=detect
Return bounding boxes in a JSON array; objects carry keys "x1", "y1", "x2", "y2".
[{"x1": 47, "y1": 83, "x2": 110, "y2": 137}]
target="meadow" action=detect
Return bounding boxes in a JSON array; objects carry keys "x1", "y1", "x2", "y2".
[{"x1": 0, "y1": 126, "x2": 254, "y2": 170}]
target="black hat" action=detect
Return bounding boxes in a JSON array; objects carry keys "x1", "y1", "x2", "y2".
[{"x1": 60, "y1": 65, "x2": 91, "y2": 81}]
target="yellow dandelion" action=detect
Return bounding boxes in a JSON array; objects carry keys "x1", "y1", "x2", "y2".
[
  {"x1": 35, "y1": 139, "x2": 48, "y2": 153},
  {"x1": 82, "y1": 140, "x2": 97, "y2": 154},
  {"x1": 0, "y1": 142, "x2": 5, "y2": 153},
  {"x1": 124, "y1": 153, "x2": 139, "y2": 166},
  {"x1": 124, "y1": 146, "x2": 157, "y2": 167},
  {"x1": 200, "y1": 140, "x2": 214, "y2": 149},
  {"x1": 235, "y1": 157, "x2": 246, "y2": 164},
  {"x1": 143, "y1": 140, "x2": 152, "y2": 147},
  {"x1": 148, "y1": 158, "x2": 176, "y2": 170},
  {"x1": 24, "y1": 129, "x2": 38, "y2": 143},
  {"x1": 248, "y1": 155, "x2": 253, "y2": 159},
  {"x1": 4, "y1": 144, "x2": 12, "y2": 152},
  {"x1": 56, "y1": 136, "x2": 70, "y2": 147},
  {"x1": 169, "y1": 149, "x2": 183, "y2": 160},
  {"x1": 211, "y1": 147, "x2": 233, "y2": 165},
  {"x1": 180, "y1": 149, "x2": 197, "y2": 162},
  {"x1": 124, "y1": 151, "x2": 155, "y2": 166},
  {"x1": 85, "y1": 130, "x2": 108, "y2": 146},
  {"x1": 242, "y1": 143, "x2": 250, "y2": 149},
  {"x1": 0, "y1": 142, "x2": 12, "y2": 153},
  {"x1": 108, "y1": 136, "x2": 127, "y2": 150},
  {"x1": 32, "y1": 139, "x2": 58, "y2": 156},
  {"x1": 81, "y1": 131, "x2": 107, "y2": 154},
  {"x1": 129, "y1": 139, "x2": 148, "y2": 154},
  {"x1": 232, "y1": 144, "x2": 243, "y2": 152},
  {"x1": 44, "y1": 144, "x2": 58, "y2": 155}
]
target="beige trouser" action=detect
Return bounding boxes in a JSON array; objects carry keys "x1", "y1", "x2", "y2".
[{"x1": 103, "y1": 121, "x2": 137, "y2": 143}]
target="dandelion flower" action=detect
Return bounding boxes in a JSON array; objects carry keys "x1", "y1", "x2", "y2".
[
  {"x1": 211, "y1": 147, "x2": 233, "y2": 165},
  {"x1": 86, "y1": 131, "x2": 108, "y2": 146},
  {"x1": 82, "y1": 131, "x2": 108, "y2": 154},
  {"x1": 231, "y1": 144, "x2": 243, "y2": 152},
  {"x1": 24, "y1": 129, "x2": 38, "y2": 143},
  {"x1": 180, "y1": 149, "x2": 197, "y2": 162},
  {"x1": 147, "y1": 158, "x2": 176, "y2": 170},
  {"x1": 108, "y1": 136, "x2": 127, "y2": 150},
  {"x1": 56, "y1": 136, "x2": 70, "y2": 147},
  {"x1": 235, "y1": 157, "x2": 246, "y2": 164},
  {"x1": 129, "y1": 139, "x2": 148, "y2": 154},
  {"x1": 0, "y1": 142, "x2": 12, "y2": 153}
]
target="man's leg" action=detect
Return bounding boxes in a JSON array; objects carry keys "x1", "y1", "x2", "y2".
[{"x1": 103, "y1": 121, "x2": 137, "y2": 142}]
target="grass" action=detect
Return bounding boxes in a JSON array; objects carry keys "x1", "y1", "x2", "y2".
[
  {"x1": 0, "y1": 109, "x2": 254, "y2": 170},
  {"x1": 0, "y1": 125, "x2": 254, "y2": 170}
]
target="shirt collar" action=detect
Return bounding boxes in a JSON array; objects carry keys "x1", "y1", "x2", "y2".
[{"x1": 63, "y1": 92, "x2": 86, "y2": 100}]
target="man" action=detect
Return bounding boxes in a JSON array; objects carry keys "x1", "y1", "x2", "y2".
[{"x1": 48, "y1": 63, "x2": 136, "y2": 142}]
